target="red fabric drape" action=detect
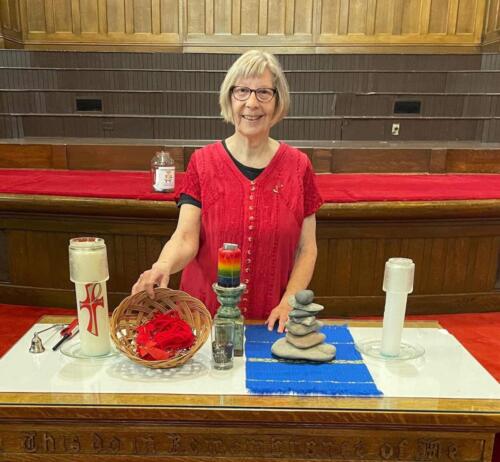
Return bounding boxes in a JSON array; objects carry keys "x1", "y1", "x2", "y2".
[{"x1": 2, "y1": 169, "x2": 500, "y2": 202}]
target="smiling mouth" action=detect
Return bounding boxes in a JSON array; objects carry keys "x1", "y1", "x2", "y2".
[{"x1": 241, "y1": 115, "x2": 263, "y2": 121}]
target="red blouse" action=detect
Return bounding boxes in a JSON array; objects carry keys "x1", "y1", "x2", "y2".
[{"x1": 178, "y1": 141, "x2": 323, "y2": 319}]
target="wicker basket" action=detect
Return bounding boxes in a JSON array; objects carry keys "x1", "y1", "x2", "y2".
[{"x1": 110, "y1": 288, "x2": 212, "y2": 369}]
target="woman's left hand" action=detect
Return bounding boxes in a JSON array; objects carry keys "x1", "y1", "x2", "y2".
[{"x1": 265, "y1": 301, "x2": 292, "y2": 333}]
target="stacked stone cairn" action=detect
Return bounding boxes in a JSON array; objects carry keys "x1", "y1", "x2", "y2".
[{"x1": 271, "y1": 290, "x2": 336, "y2": 362}]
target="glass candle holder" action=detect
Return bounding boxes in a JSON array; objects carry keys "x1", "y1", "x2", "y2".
[
  {"x1": 151, "y1": 147, "x2": 175, "y2": 193},
  {"x1": 211, "y1": 321, "x2": 235, "y2": 370}
]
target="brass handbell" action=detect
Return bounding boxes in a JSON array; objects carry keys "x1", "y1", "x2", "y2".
[{"x1": 29, "y1": 333, "x2": 45, "y2": 353}]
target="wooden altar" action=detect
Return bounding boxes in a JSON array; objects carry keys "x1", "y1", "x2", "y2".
[{"x1": 0, "y1": 318, "x2": 498, "y2": 461}]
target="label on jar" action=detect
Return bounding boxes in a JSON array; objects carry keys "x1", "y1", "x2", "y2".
[{"x1": 153, "y1": 166, "x2": 175, "y2": 192}]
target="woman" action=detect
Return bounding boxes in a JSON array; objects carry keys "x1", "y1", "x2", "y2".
[{"x1": 132, "y1": 50, "x2": 323, "y2": 333}]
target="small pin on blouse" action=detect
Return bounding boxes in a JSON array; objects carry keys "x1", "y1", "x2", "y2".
[{"x1": 273, "y1": 184, "x2": 283, "y2": 193}]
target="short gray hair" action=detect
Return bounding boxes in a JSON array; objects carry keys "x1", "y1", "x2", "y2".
[{"x1": 219, "y1": 50, "x2": 290, "y2": 126}]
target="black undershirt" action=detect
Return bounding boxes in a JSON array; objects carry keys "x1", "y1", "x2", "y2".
[{"x1": 177, "y1": 140, "x2": 265, "y2": 208}]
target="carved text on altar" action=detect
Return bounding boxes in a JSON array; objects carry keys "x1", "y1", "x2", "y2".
[{"x1": 8, "y1": 430, "x2": 484, "y2": 460}]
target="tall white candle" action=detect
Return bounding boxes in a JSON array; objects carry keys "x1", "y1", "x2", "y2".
[
  {"x1": 380, "y1": 258, "x2": 415, "y2": 357},
  {"x1": 69, "y1": 237, "x2": 111, "y2": 357}
]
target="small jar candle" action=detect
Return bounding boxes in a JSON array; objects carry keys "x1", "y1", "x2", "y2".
[
  {"x1": 217, "y1": 243, "x2": 241, "y2": 287},
  {"x1": 151, "y1": 147, "x2": 175, "y2": 193}
]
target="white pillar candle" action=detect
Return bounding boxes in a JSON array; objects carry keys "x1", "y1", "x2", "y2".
[
  {"x1": 69, "y1": 237, "x2": 111, "y2": 357},
  {"x1": 380, "y1": 257, "x2": 415, "y2": 357}
]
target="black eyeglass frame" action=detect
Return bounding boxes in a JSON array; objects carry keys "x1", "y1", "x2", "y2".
[{"x1": 230, "y1": 86, "x2": 278, "y2": 103}]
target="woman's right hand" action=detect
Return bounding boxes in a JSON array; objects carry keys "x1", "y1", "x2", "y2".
[{"x1": 131, "y1": 262, "x2": 171, "y2": 299}]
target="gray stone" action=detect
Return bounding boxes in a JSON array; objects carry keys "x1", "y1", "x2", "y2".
[
  {"x1": 288, "y1": 296, "x2": 324, "y2": 313},
  {"x1": 297, "y1": 303, "x2": 324, "y2": 314},
  {"x1": 295, "y1": 290, "x2": 314, "y2": 305},
  {"x1": 285, "y1": 320, "x2": 323, "y2": 336},
  {"x1": 271, "y1": 338, "x2": 336, "y2": 362},
  {"x1": 286, "y1": 332, "x2": 325, "y2": 349},
  {"x1": 289, "y1": 315, "x2": 316, "y2": 326},
  {"x1": 289, "y1": 309, "x2": 312, "y2": 318}
]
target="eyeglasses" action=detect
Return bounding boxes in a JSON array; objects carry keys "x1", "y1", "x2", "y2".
[{"x1": 230, "y1": 86, "x2": 277, "y2": 103}]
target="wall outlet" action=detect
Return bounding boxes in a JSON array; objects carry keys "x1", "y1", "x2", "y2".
[{"x1": 392, "y1": 123, "x2": 400, "y2": 136}]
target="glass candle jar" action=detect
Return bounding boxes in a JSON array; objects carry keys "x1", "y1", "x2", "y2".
[{"x1": 151, "y1": 147, "x2": 175, "y2": 193}]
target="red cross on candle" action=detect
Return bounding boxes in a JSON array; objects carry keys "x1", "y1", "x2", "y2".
[{"x1": 79, "y1": 282, "x2": 104, "y2": 336}]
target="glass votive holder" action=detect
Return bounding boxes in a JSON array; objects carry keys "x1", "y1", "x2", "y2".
[{"x1": 212, "y1": 321, "x2": 234, "y2": 370}]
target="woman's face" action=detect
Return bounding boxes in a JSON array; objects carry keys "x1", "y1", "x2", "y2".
[{"x1": 231, "y1": 68, "x2": 277, "y2": 140}]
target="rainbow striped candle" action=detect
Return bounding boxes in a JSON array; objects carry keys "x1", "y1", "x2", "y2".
[{"x1": 217, "y1": 243, "x2": 241, "y2": 288}]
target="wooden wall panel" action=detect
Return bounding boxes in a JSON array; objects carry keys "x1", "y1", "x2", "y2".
[
  {"x1": 53, "y1": 0, "x2": 73, "y2": 32},
  {"x1": 1, "y1": 0, "x2": 22, "y2": 44},
  {"x1": 374, "y1": 0, "x2": 392, "y2": 34},
  {"x1": 4, "y1": 142, "x2": 500, "y2": 174},
  {"x1": 79, "y1": 0, "x2": 99, "y2": 33},
  {"x1": 240, "y1": 0, "x2": 259, "y2": 34},
  {"x1": 0, "y1": 144, "x2": 67, "y2": 168},
  {"x1": 485, "y1": 0, "x2": 499, "y2": 33},
  {"x1": 27, "y1": 0, "x2": 46, "y2": 32},
  {"x1": 320, "y1": 0, "x2": 340, "y2": 34},
  {"x1": 347, "y1": 0, "x2": 368, "y2": 35},
  {"x1": 11, "y1": 0, "x2": 180, "y2": 47},
  {"x1": 312, "y1": 219, "x2": 500, "y2": 316},
  {"x1": 186, "y1": 0, "x2": 204, "y2": 34},
  {"x1": 1, "y1": 210, "x2": 178, "y2": 309},
  {"x1": 0, "y1": 0, "x2": 491, "y2": 49},
  {"x1": 293, "y1": 0, "x2": 312, "y2": 34},
  {"x1": 267, "y1": 0, "x2": 284, "y2": 35},
  {"x1": 456, "y1": 0, "x2": 477, "y2": 34},
  {"x1": 3, "y1": 197, "x2": 500, "y2": 315},
  {"x1": 214, "y1": 0, "x2": 299, "y2": 37},
  {"x1": 0, "y1": 0, "x2": 6, "y2": 30},
  {"x1": 0, "y1": 4, "x2": 3, "y2": 46},
  {"x1": 0, "y1": 231, "x2": 9, "y2": 282},
  {"x1": 1, "y1": 0, "x2": 17, "y2": 31},
  {"x1": 483, "y1": 0, "x2": 500, "y2": 49},
  {"x1": 160, "y1": 0, "x2": 179, "y2": 32},
  {"x1": 428, "y1": 0, "x2": 449, "y2": 34},
  {"x1": 107, "y1": 0, "x2": 125, "y2": 32},
  {"x1": 400, "y1": 0, "x2": 421, "y2": 35},
  {"x1": 133, "y1": 0, "x2": 152, "y2": 33},
  {"x1": 213, "y1": 0, "x2": 230, "y2": 33},
  {"x1": 66, "y1": 144, "x2": 184, "y2": 170},
  {"x1": 317, "y1": 0, "x2": 485, "y2": 48}
]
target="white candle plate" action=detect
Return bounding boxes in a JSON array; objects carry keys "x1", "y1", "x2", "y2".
[
  {"x1": 61, "y1": 339, "x2": 119, "y2": 360},
  {"x1": 356, "y1": 339, "x2": 425, "y2": 361}
]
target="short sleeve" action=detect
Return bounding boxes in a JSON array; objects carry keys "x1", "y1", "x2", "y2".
[
  {"x1": 303, "y1": 161, "x2": 323, "y2": 216},
  {"x1": 177, "y1": 193, "x2": 201, "y2": 208},
  {"x1": 177, "y1": 152, "x2": 201, "y2": 203}
]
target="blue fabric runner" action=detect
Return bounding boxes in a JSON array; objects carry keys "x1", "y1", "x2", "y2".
[{"x1": 245, "y1": 325, "x2": 382, "y2": 396}]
